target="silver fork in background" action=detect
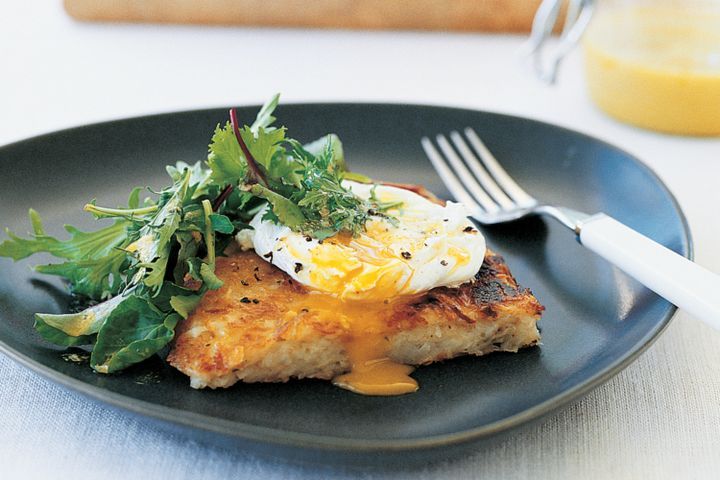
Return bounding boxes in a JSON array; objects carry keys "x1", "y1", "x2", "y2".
[
  {"x1": 522, "y1": 0, "x2": 596, "y2": 84},
  {"x1": 421, "y1": 128, "x2": 720, "y2": 330}
]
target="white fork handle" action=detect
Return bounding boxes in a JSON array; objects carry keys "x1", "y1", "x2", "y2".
[{"x1": 579, "y1": 214, "x2": 720, "y2": 330}]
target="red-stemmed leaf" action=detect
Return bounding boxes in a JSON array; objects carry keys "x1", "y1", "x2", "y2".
[
  {"x1": 212, "y1": 184, "x2": 234, "y2": 211},
  {"x1": 229, "y1": 108, "x2": 267, "y2": 187}
]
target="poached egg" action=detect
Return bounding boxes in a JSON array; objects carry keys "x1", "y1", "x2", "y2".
[{"x1": 236, "y1": 181, "x2": 485, "y2": 300}]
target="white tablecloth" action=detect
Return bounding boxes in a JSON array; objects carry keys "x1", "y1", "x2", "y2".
[{"x1": 1, "y1": 2, "x2": 719, "y2": 478}]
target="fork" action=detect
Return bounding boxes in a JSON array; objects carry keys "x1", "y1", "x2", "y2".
[{"x1": 421, "y1": 128, "x2": 720, "y2": 330}]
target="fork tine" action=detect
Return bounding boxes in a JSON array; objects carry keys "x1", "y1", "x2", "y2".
[
  {"x1": 434, "y1": 135, "x2": 500, "y2": 214},
  {"x1": 449, "y1": 131, "x2": 516, "y2": 210},
  {"x1": 464, "y1": 128, "x2": 537, "y2": 207},
  {"x1": 420, "y1": 137, "x2": 486, "y2": 216}
]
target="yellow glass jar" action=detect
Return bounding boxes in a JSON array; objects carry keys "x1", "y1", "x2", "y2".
[{"x1": 582, "y1": 0, "x2": 720, "y2": 135}]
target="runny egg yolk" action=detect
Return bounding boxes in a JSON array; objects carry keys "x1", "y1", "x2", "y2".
[
  {"x1": 239, "y1": 181, "x2": 486, "y2": 395},
  {"x1": 285, "y1": 291, "x2": 422, "y2": 395}
]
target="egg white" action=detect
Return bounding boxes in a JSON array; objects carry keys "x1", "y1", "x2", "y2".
[{"x1": 236, "y1": 181, "x2": 486, "y2": 300}]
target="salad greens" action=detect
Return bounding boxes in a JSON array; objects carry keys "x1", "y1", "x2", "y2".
[{"x1": 0, "y1": 94, "x2": 396, "y2": 374}]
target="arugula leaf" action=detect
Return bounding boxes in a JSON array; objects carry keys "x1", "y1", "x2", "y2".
[
  {"x1": 151, "y1": 281, "x2": 198, "y2": 312},
  {"x1": 199, "y1": 263, "x2": 223, "y2": 290},
  {"x1": 29, "y1": 208, "x2": 45, "y2": 234},
  {"x1": 200, "y1": 199, "x2": 217, "y2": 265},
  {"x1": 209, "y1": 214, "x2": 234, "y2": 234},
  {"x1": 35, "y1": 290, "x2": 127, "y2": 339},
  {"x1": 167, "y1": 161, "x2": 214, "y2": 200},
  {"x1": 35, "y1": 248, "x2": 128, "y2": 299},
  {"x1": 91, "y1": 295, "x2": 178, "y2": 373},
  {"x1": 0, "y1": 211, "x2": 131, "y2": 299},
  {"x1": 34, "y1": 316, "x2": 95, "y2": 347},
  {"x1": 0, "y1": 211, "x2": 128, "y2": 262},
  {"x1": 251, "y1": 93, "x2": 281, "y2": 133},
  {"x1": 183, "y1": 257, "x2": 223, "y2": 290},
  {"x1": 128, "y1": 172, "x2": 189, "y2": 291},
  {"x1": 169, "y1": 294, "x2": 202, "y2": 319},
  {"x1": 172, "y1": 232, "x2": 200, "y2": 285},
  {"x1": 127, "y1": 187, "x2": 143, "y2": 210},
  {"x1": 249, "y1": 185, "x2": 306, "y2": 228}
]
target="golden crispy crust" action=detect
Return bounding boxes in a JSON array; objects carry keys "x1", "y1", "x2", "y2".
[
  {"x1": 167, "y1": 249, "x2": 543, "y2": 388},
  {"x1": 386, "y1": 252, "x2": 543, "y2": 329}
]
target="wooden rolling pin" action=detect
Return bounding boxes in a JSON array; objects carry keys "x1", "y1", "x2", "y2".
[{"x1": 64, "y1": 0, "x2": 547, "y2": 32}]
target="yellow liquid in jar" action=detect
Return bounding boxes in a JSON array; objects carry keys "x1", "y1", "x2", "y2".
[{"x1": 583, "y1": 5, "x2": 720, "y2": 135}]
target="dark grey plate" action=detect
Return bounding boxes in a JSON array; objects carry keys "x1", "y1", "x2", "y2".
[{"x1": 0, "y1": 103, "x2": 690, "y2": 465}]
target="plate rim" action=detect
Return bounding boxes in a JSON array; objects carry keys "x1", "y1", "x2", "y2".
[{"x1": 0, "y1": 102, "x2": 693, "y2": 453}]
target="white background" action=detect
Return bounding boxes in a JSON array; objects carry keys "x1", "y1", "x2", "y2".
[{"x1": 1, "y1": 1, "x2": 719, "y2": 478}]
